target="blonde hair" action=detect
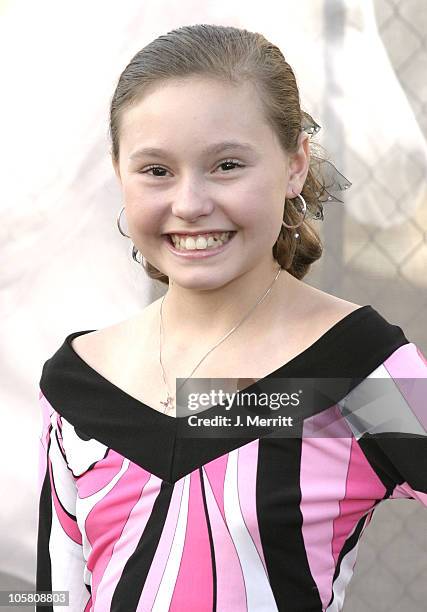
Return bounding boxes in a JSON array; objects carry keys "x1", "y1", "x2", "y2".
[{"x1": 110, "y1": 24, "x2": 332, "y2": 284}]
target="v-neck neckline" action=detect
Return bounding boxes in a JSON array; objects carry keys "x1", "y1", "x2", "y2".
[
  {"x1": 64, "y1": 305, "x2": 374, "y2": 422},
  {"x1": 40, "y1": 304, "x2": 411, "y2": 482}
]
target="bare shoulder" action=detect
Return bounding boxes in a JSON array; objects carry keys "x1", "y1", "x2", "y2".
[
  {"x1": 68, "y1": 301, "x2": 166, "y2": 409},
  {"x1": 70, "y1": 301, "x2": 158, "y2": 367},
  {"x1": 317, "y1": 291, "x2": 362, "y2": 315},
  {"x1": 282, "y1": 287, "x2": 363, "y2": 356},
  {"x1": 302, "y1": 283, "x2": 363, "y2": 329}
]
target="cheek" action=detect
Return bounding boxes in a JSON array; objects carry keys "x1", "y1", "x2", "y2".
[
  {"x1": 123, "y1": 187, "x2": 163, "y2": 235},
  {"x1": 242, "y1": 193, "x2": 281, "y2": 228},
  {"x1": 125, "y1": 207, "x2": 162, "y2": 239},
  {"x1": 240, "y1": 194, "x2": 284, "y2": 246}
]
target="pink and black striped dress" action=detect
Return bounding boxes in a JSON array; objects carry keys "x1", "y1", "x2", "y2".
[{"x1": 36, "y1": 305, "x2": 427, "y2": 611}]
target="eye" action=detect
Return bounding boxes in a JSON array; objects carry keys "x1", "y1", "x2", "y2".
[
  {"x1": 139, "y1": 165, "x2": 169, "y2": 177},
  {"x1": 216, "y1": 159, "x2": 245, "y2": 172},
  {"x1": 138, "y1": 159, "x2": 245, "y2": 177}
]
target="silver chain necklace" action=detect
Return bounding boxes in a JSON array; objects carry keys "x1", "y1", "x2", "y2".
[{"x1": 159, "y1": 265, "x2": 282, "y2": 414}]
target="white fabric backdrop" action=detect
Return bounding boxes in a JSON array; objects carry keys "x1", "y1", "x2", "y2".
[{"x1": 0, "y1": 0, "x2": 426, "y2": 585}]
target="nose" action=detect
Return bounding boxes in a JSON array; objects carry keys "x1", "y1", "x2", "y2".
[{"x1": 170, "y1": 178, "x2": 214, "y2": 221}]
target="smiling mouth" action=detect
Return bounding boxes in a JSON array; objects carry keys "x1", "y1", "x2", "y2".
[{"x1": 165, "y1": 231, "x2": 237, "y2": 251}]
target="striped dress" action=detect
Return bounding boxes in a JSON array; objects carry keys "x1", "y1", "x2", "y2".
[{"x1": 36, "y1": 305, "x2": 427, "y2": 611}]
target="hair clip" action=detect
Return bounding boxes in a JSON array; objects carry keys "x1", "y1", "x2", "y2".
[{"x1": 301, "y1": 111, "x2": 352, "y2": 217}]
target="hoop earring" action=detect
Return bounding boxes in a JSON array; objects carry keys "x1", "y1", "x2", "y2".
[
  {"x1": 117, "y1": 205, "x2": 130, "y2": 238},
  {"x1": 131, "y1": 245, "x2": 144, "y2": 265},
  {"x1": 117, "y1": 206, "x2": 146, "y2": 265},
  {"x1": 281, "y1": 193, "x2": 307, "y2": 239}
]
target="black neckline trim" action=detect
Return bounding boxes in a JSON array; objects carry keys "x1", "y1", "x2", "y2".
[
  {"x1": 63, "y1": 305, "x2": 374, "y2": 421},
  {"x1": 39, "y1": 304, "x2": 410, "y2": 482}
]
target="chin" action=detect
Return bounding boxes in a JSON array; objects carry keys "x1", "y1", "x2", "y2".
[{"x1": 167, "y1": 269, "x2": 237, "y2": 290}]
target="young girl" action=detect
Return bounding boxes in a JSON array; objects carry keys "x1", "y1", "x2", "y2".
[{"x1": 36, "y1": 24, "x2": 427, "y2": 611}]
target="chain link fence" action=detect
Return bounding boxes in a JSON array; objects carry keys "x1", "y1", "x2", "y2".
[{"x1": 307, "y1": 1, "x2": 427, "y2": 610}]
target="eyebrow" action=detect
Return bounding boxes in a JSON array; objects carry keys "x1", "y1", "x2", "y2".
[{"x1": 128, "y1": 140, "x2": 256, "y2": 161}]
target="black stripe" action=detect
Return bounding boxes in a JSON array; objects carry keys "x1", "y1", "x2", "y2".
[
  {"x1": 200, "y1": 467, "x2": 217, "y2": 612},
  {"x1": 36, "y1": 435, "x2": 53, "y2": 612},
  {"x1": 110, "y1": 480, "x2": 175, "y2": 611},
  {"x1": 257, "y1": 435, "x2": 323, "y2": 611},
  {"x1": 357, "y1": 433, "x2": 427, "y2": 493},
  {"x1": 326, "y1": 505, "x2": 378, "y2": 608}
]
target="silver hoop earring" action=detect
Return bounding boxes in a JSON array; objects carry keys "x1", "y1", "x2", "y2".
[
  {"x1": 117, "y1": 206, "x2": 145, "y2": 265},
  {"x1": 281, "y1": 193, "x2": 307, "y2": 239},
  {"x1": 117, "y1": 205, "x2": 131, "y2": 238},
  {"x1": 131, "y1": 244, "x2": 144, "y2": 265}
]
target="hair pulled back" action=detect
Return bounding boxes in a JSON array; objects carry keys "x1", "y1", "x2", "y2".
[{"x1": 110, "y1": 24, "x2": 331, "y2": 283}]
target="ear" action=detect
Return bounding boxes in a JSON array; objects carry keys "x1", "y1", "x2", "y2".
[{"x1": 285, "y1": 131, "x2": 310, "y2": 198}]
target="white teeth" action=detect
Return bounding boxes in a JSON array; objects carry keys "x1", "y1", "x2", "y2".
[{"x1": 170, "y1": 232, "x2": 234, "y2": 251}]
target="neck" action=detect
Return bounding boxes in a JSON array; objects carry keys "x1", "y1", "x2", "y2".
[{"x1": 160, "y1": 257, "x2": 299, "y2": 347}]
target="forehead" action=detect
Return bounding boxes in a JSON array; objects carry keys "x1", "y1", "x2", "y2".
[
  {"x1": 118, "y1": 78, "x2": 275, "y2": 152},
  {"x1": 124, "y1": 77, "x2": 263, "y2": 118}
]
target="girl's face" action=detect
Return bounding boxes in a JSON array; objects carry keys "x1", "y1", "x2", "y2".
[{"x1": 113, "y1": 77, "x2": 309, "y2": 290}]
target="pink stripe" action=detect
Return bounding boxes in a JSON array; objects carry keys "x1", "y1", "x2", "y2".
[
  {"x1": 391, "y1": 481, "x2": 427, "y2": 506},
  {"x1": 40, "y1": 395, "x2": 82, "y2": 543},
  {"x1": 84, "y1": 598, "x2": 92, "y2": 611},
  {"x1": 39, "y1": 392, "x2": 53, "y2": 449},
  {"x1": 202, "y1": 465, "x2": 247, "y2": 612},
  {"x1": 383, "y1": 343, "x2": 427, "y2": 427},
  {"x1": 169, "y1": 470, "x2": 213, "y2": 611},
  {"x1": 38, "y1": 437, "x2": 48, "y2": 500},
  {"x1": 56, "y1": 425, "x2": 69, "y2": 461},
  {"x1": 136, "y1": 477, "x2": 185, "y2": 611},
  {"x1": 39, "y1": 391, "x2": 66, "y2": 461},
  {"x1": 48, "y1": 454, "x2": 82, "y2": 545},
  {"x1": 237, "y1": 439, "x2": 268, "y2": 573},
  {"x1": 76, "y1": 448, "x2": 127, "y2": 497},
  {"x1": 385, "y1": 343, "x2": 427, "y2": 376},
  {"x1": 86, "y1": 462, "x2": 154, "y2": 609},
  {"x1": 331, "y1": 437, "x2": 386, "y2": 565},
  {"x1": 203, "y1": 453, "x2": 228, "y2": 521},
  {"x1": 300, "y1": 407, "x2": 354, "y2": 610},
  {"x1": 416, "y1": 345, "x2": 427, "y2": 367}
]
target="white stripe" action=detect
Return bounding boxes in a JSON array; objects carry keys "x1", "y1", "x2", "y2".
[
  {"x1": 338, "y1": 364, "x2": 425, "y2": 440},
  {"x1": 61, "y1": 417, "x2": 108, "y2": 476},
  {"x1": 48, "y1": 420, "x2": 91, "y2": 610},
  {"x1": 49, "y1": 498, "x2": 91, "y2": 610},
  {"x1": 223, "y1": 448, "x2": 278, "y2": 611},
  {"x1": 152, "y1": 474, "x2": 191, "y2": 611},
  {"x1": 325, "y1": 514, "x2": 370, "y2": 611},
  {"x1": 49, "y1": 419, "x2": 78, "y2": 515},
  {"x1": 93, "y1": 471, "x2": 163, "y2": 611}
]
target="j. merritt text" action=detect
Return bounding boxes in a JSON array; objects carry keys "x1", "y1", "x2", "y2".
[{"x1": 187, "y1": 414, "x2": 294, "y2": 427}]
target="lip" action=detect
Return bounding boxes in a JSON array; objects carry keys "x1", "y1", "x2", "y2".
[
  {"x1": 163, "y1": 230, "x2": 236, "y2": 236},
  {"x1": 163, "y1": 231, "x2": 237, "y2": 259}
]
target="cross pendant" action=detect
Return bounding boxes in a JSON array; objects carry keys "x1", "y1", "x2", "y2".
[{"x1": 160, "y1": 395, "x2": 174, "y2": 412}]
